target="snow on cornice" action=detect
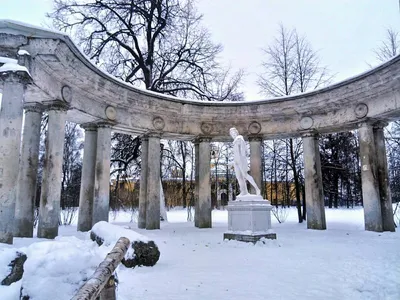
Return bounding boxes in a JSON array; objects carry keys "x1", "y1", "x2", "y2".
[
  {"x1": 0, "y1": 62, "x2": 30, "y2": 75},
  {"x1": 0, "y1": 56, "x2": 18, "y2": 64}
]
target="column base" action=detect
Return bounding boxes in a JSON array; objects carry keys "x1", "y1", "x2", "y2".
[
  {"x1": 223, "y1": 232, "x2": 277, "y2": 243},
  {"x1": 224, "y1": 197, "x2": 277, "y2": 243}
]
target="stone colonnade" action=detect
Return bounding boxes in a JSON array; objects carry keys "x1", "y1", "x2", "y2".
[{"x1": 0, "y1": 78, "x2": 396, "y2": 244}]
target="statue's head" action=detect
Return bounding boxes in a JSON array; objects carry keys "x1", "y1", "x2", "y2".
[{"x1": 229, "y1": 127, "x2": 239, "y2": 139}]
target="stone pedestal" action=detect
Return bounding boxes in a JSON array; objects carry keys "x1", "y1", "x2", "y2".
[{"x1": 224, "y1": 196, "x2": 276, "y2": 243}]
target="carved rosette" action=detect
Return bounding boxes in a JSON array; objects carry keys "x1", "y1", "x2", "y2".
[
  {"x1": 153, "y1": 116, "x2": 165, "y2": 130},
  {"x1": 248, "y1": 121, "x2": 261, "y2": 134},
  {"x1": 61, "y1": 85, "x2": 73, "y2": 103},
  {"x1": 200, "y1": 122, "x2": 213, "y2": 135},
  {"x1": 105, "y1": 106, "x2": 117, "y2": 121},
  {"x1": 354, "y1": 103, "x2": 368, "y2": 119},
  {"x1": 300, "y1": 116, "x2": 313, "y2": 130}
]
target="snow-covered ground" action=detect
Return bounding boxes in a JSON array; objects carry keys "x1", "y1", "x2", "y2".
[{"x1": 1, "y1": 207, "x2": 399, "y2": 300}]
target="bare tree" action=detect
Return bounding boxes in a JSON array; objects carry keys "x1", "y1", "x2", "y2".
[
  {"x1": 49, "y1": 0, "x2": 243, "y2": 100},
  {"x1": 49, "y1": 1, "x2": 244, "y2": 215},
  {"x1": 258, "y1": 24, "x2": 331, "y2": 223},
  {"x1": 373, "y1": 27, "x2": 400, "y2": 226},
  {"x1": 373, "y1": 28, "x2": 400, "y2": 63},
  {"x1": 258, "y1": 24, "x2": 331, "y2": 97},
  {"x1": 258, "y1": 25, "x2": 297, "y2": 97}
]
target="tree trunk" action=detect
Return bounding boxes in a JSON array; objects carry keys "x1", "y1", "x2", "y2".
[{"x1": 71, "y1": 237, "x2": 130, "y2": 300}]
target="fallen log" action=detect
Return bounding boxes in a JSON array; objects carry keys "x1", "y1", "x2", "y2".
[{"x1": 71, "y1": 237, "x2": 130, "y2": 300}]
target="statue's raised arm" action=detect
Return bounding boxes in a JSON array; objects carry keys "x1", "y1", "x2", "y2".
[{"x1": 229, "y1": 128, "x2": 261, "y2": 198}]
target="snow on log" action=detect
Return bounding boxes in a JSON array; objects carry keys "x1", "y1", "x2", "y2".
[
  {"x1": 0, "y1": 251, "x2": 27, "y2": 286},
  {"x1": 71, "y1": 237, "x2": 130, "y2": 300},
  {"x1": 91, "y1": 221, "x2": 160, "y2": 268}
]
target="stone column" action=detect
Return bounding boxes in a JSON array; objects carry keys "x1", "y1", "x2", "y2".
[
  {"x1": 138, "y1": 136, "x2": 149, "y2": 229},
  {"x1": 249, "y1": 136, "x2": 263, "y2": 194},
  {"x1": 38, "y1": 102, "x2": 68, "y2": 239},
  {"x1": 15, "y1": 103, "x2": 43, "y2": 237},
  {"x1": 196, "y1": 138, "x2": 212, "y2": 228},
  {"x1": 145, "y1": 134, "x2": 161, "y2": 230},
  {"x1": 302, "y1": 133, "x2": 326, "y2": 230},
  {"x1": 358, "y1": 122, "x2": 383, "y2": 232},
  {"x1": 77, "y1": 124, "x2": 98, "y2": 232},
  {"x1": 92, "y1": 123, "x2": 112, "y2": 225},
  {"x1": 194, "y1": 139, "x2": 200, "y2": 227},
  {"x1": 0, "y1": 71, "x2": 30, "y2": 244},
  {"x1": 373, "y1": 123, "x2": 394, "y2": 232}
]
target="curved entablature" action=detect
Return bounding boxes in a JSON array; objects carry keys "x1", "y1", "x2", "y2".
[{"x1": 1, "y1": 19, "x2": 400, "y2": 140}]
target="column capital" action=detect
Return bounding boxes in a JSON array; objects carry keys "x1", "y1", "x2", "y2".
[
  {"x1": 141, "y1": 134, "x2": 149, "y2": 142},
  {"x1": 80, "y1": 123, "x2": 98, "y2": 132},
  {"x1": 357, "y1": 118, "x2": 385, "y2": 129},
  {"x1": 24, "y1": 102, "x2": 44, "y2": 113},
  {"x1": 96, "y1": 121, "x2": 116, "y2": 129},
  {"x1": 43, "y1": 100, "x2": 70, "y2": 112},
  {"x1": 373, "y1": 121, "x2": 389, "y2": 130},
  {"x1": 193, "y1": 136, "x2": 211, "y2": 144},
  {"x1": 301, "y1": 130, "x2": 319, "y2": 138},
  {"x1": 248, "y1": 135, "x2": 263, "y2": 142},
  {"x1": 146, "y1": 131, "x2": 162, "y2": 139},
  {"x1": 0, "y1": 69, "x2": 32, "y2": 85}
]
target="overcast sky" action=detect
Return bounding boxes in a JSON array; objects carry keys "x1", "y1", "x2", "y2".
[{"x1": 0, "y1": 0, "x2": 399, "y2": 100}]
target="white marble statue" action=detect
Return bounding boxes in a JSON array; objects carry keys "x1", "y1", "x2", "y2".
[{"x1": 229, "y1": 127, "x2": 261, "y2": 197}]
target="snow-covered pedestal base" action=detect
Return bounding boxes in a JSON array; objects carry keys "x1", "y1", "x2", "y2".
[{"x1": 224, "y1": 195, "x2": 277, "y2": 243}]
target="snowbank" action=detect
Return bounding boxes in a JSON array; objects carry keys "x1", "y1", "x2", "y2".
[{"x1": 19, "y1": 236, "x2": 107, "y2": 300}]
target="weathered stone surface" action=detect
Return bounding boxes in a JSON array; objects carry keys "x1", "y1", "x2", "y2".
[
  {"x1": 1, "y1": 251, "x2": 27, "y2": 286},
  {"x1": 249, "y1": 136, "x2": 262, "y2": 194},
  {"x1": 15, "y1": 104, "x2": 43, "y2": 238},
  {"x1": 145, "y1": 134, "x2": 161, "y2": 230},
  {"x1": 77, "y1": 124, "x2": 97, "y2": 232},
  {"x1": 302, "y1": 133, "x2": 326, "y2": 230},
  {"x1": 0, "y1": 72, "x2": 28, "y2": 244},
  {"x1": 2, "y1": 21, "x2": 400, "y2": 140},
  {"x1": 138, "y1": 136, "x2": 149, "y2": 229},
  {"x1": 358, "y1": 123, "x2": 383, "y2": 232},
  {"x1": 194, "y1": 138, "x2": 211, "y2": 228},
  {"x1": 1, "y1": 20, "x2": 399, "y2": 237},
  {"x1": 37, "y1": 106, "x2": 67, "y2": 239},
  {"x1": 373, "y1": 124, "x2": 396, "y2": 232},
  {"x1": 92, "y1": 124, "x2": 112, "y2": 225}
]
